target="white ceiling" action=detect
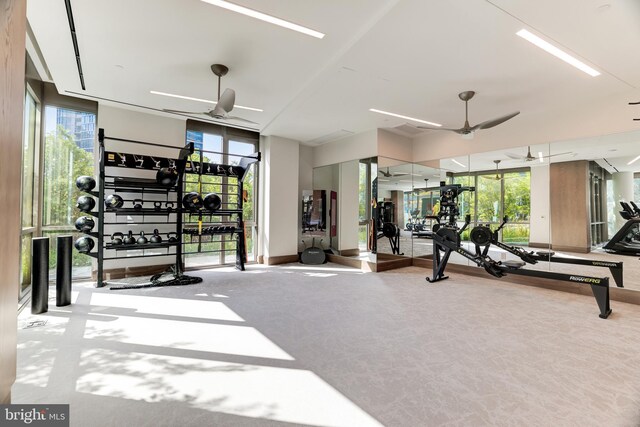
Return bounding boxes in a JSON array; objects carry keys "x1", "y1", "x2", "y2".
[{"x1": 27, "y1": 0, "x2": 640, "y2": 147}]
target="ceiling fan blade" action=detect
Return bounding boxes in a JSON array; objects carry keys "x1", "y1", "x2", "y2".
[
  {"x1": 163, "y1": 108, "x2": 208, "y2": 115},
  {"x1": 417, "y1": 125, "x2": 464, "y2": 132},
  {"x1": 505, "y1": 152, "x2": 524, "y2": 160},
  {"x1": 480, "y1": 175, "x2": 503, "y2": 180},
  {"x1": 226, "y1": 115, "x2": 258, "y2": 125},
  {"x1": 544, "y1": 151, "x2": 573, "y2": 158},
  {"x1": 391, "y1": 172, "x2": 410, "y2": 177},
  {"x1": 216, "y1": 88, "x2": 236, "y2": 114},
  {"x1": 473, "y1": 111, "x2": 520, "y2": 130}
]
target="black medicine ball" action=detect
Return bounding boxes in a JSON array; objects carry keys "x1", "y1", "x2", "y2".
[
  {"x1": 76, "y1": 195, "x2": 96, "y2": 212},
  {"x1": 182, "y1": 192, "x2": 204, "y2": 211},
  {"x1": 74, "y1": 216, "x2": 95, "y2": 232},
  {"x1": 104, "y1": 194, "x2": 124, "y2": 209},
  {"x1": 74, "y1": 237, "x2": 95, "y2": 254},
  {"x1": 203, "y1": 193, "x2": 222, "y2": 212},
  {"x1": 76, "y1": 175, "x2": 96, "y2": 192},
  {"x1": 156, "y1": 167, "x2": 178, "y2": 187}
]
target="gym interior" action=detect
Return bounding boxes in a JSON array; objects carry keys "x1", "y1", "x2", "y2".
[{"x1": 2, "y1": 1, "x2": 640, "y2": 426}]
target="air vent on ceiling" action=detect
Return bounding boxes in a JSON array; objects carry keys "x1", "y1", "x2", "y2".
[
  {"x1": 391, "y1": 124, "x2": 424, "y2": 136},
  {"x1": 306, "y1": 129, "x2": 355, "y2": 145},
  {"x1": 64, "y1": 0, "x2": 86, "y2": 90}
]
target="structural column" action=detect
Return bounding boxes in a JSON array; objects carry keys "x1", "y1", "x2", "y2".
[{"x1": 0, "y1": 0, "x2": 27, "y2": 404}]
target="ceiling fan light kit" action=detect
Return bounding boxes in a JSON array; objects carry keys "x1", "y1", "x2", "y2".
[{"x1": 417, "y1": 91, "x2": 520, "y2": 137}]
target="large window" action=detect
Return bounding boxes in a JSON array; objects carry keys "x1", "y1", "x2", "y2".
[
  {"x1": 42, "y1": 105, "x2": 96, "y2": 278},
  {"x1": 358, "y1": 158, "x2": 376, "y2": 251},
  {"x1": 184, "y1": 122, "x2": 259, "y2": 268},
  {"x1": 451, "y1": 169, "x2": 531, "y2": 245},
  {"x1": 19, "y1": 88, "x2": 40, "y2": 297}
]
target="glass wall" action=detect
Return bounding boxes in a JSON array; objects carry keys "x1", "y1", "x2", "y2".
[
  {"x1": 19, "y1": 88, "x2": 40, "y2": 297},
  {"x1": 41, "y1": 105, "x2": 96, "y2": 279}
]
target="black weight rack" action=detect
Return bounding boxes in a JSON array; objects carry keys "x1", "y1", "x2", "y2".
[
  {"x1": 181, "y1": 147, "x2": 260, "y2": 271},
  {"x1": 77, "y1": 129, "x2": 194, "y2": 287}
]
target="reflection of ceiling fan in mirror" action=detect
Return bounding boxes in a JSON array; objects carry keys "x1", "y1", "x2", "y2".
[
  {"x1": 417, "y1": 91, "x2": 520, "y2": 138},
  {"x1": 505, "y1": 146, "x2": 573, "y2": 162},
  {"x1": 481, "y1": 160, "x2": 506, "y2": 180},
  {"x1": 163, "y1": 64, "x2": 257, "y2": 125},
  {"x1": 379, "y1": 167, "x2": 409, "y2": 177}
]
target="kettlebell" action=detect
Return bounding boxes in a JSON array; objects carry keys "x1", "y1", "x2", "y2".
[
  {"x1": 124, "y1": 230, "x2": 136, "y2": 245},
  {"x1": 167, "y1": 232, "x2": 178, "y2": 243},
  {"x1": 150, "y1": 229, "x2": 163, "y2": 244},
  {"x1": 137, "y1": 231, "x2": 148, "y2": 245},
  {"x1": 166, "y1": 201, "x2": 175, "y2": 213},
  {"x1": 111, "y1": 232, "x2": 124, "y2": 246},
  {"x1": 133, "y1": 199, "x2": 143, "y2": 210},
  {"x1": 154, "y1": 201, "x2": 163, "y2": 211}
]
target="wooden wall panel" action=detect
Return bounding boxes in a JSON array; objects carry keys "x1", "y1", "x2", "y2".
[
  {"x1": 0, "y1": 0, "x2": 26, "y2": 404},
  {"x1": 550, "y1": 161, "x2": 590, "y2": 253}
]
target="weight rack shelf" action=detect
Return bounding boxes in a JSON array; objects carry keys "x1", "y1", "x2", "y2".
[
  {"x1": 184, "y1": 209, "x2": 242, "y2": 216},
  {"x1": 107, "y1": 208, "x2": 178, "y2": 216},
  {"x1": 77, "y1": 128, "x2": 260, "y2": 286},
  {"x1": 86, "y1": 128, "x2": 194, "y2": 287},
  {"x1": 106, "y1": 242, "x2": 180, "y2": 250},
  {"x1": 182, "y1": 147, "x2": 260, "y2": 271},
  {"x1": 106, "y1": 177, "x2": 179, "y2": 192}
]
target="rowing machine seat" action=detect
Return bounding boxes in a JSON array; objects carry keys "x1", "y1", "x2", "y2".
[{"x1": 503, "y1": 260, "x2": 526, "y2": 269}]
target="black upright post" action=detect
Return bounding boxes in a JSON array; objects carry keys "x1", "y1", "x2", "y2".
[
  {"x1": 97, "y1": 128, "x2": 105, "y2": 287},
  {"x1": 56, "y1": 235, "x2": 72, "y2": 306},
  {"x1": 31, "y1": 237, "x2": 50, "y2": 314}
]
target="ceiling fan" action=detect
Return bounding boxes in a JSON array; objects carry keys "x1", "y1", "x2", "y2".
[
  {"x1": 163, "y1": 64, "x2": 257, "y2": 125},
  {"x1": 481, "y1": 160, "x2": 506, "y2": 180},
  {"x1": 418, "y1": 91, "x2": 520, "y2": 137},
  {"x1": 379, "y1": 167, "x2": 409, "y2": 177},
  {"x1": 505, "y1": 146, "x2": 573, "y2": 162}
]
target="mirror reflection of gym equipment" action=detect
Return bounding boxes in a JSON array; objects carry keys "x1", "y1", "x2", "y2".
[{"x1": 301, "y1": 190, "x2": 326, "y2": 235}]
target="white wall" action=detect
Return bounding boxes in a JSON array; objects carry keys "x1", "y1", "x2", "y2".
[
  {"x1": 98, "y1": 105, "x2": 186, "y2": 151},
  {"x1": 261, "y1": 135, "x2": 300, "y2": 260},
  {"x1": 378, "y1": 129, "x2": 412, "y2": 162},
  {"x1": 313, "y1": 130, "x2": 377, "y2": 168},
  {"x1": 312, "y1": 164, "x2": 339, "y2": 192},
  {"x1": 299, "y1": 145, "x2": 314, "y2": 193},
  {"x1": 97, "y1": 105, "x2": 187, "y2": 270},
  {"x1": 529, "y1": 165, "x2": 550, "y2": 246},
  {"x1": 338, "y1": 160, "x2": 360, "y2": 252}
]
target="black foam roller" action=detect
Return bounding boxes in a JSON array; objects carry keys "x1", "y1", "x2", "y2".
[
  {"x1": 56, "y1": 235, "x2": 72, "y2": 307},
  {"x1": 31, "y1": 237, "x2": 49, "y2": 314}
]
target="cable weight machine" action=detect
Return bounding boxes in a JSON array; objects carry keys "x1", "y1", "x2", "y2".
[{"x1": 426, "y1": 182, "x2": 612, "y2": 319}]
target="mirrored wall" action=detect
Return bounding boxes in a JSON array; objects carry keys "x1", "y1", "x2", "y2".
[
  {"x1": 301, "y1": 157, "x2": 377, "y2": 265},
  {"x1": 305, "y1": 130, "x2": 640, "y2": 292}
]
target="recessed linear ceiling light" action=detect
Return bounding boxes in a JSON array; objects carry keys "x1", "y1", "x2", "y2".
[
  {"x1": 628, "y1": 154, "x2": 640, "y2": 166},
  {"x1": 200, "y1": 0, "x2": 324, "y2": 39},
  {"x1": 538, "y1": 152, "x2": 544, "y2": 163},
  {"x1": 369, "y1": 109, "x2": 442, "y2": 127},
  {"x1": 451, "y1": 159, "x2": 466, "y2": 168},
  {"x1": 516, "y1": 29, "x2": 600, "y2": 77},
  {"x1": 150, "y1": 90, "x2": 263, "y2": 112}
]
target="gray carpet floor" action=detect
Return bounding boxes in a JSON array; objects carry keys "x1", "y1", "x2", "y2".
[{"x1": 12, "y1": 263, "x2": 640, "y2": 427}]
